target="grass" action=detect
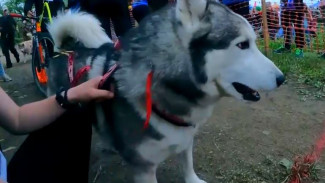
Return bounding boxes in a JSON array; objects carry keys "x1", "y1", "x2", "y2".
[
  {"x1": 258, "y1": 39, "x2": 325, "y2": 100},
  {"x1": 218, "y1": 156, "x2": 324, "y2": 183},
  {"x1": 217, "y1": 156, "x2": 290, "y2": 183}
]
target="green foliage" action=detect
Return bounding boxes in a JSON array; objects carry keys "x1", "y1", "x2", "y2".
[
  {"x1": 0, "y1": 0, "x2": 28, "y2": 43},
  {"x1": 268, "y1": 51, "x2": 325, "y2": 100},
  {"x1": 2, "y1": 0, "x2": 25, "y2": 14}
]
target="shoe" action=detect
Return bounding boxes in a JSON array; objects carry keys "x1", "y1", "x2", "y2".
[
  {"x1": 295, "y1": 48, "x2": 304, "y2": 58},
  {"x1": 6, "y1": 63, "x2": 12, "y2": 68},
  {"x1": 1, "y1": 74, "x2": 12, "y2": 82},
  {"x1": 274, "y1": 47, "x2": 290, "y2": 54}
]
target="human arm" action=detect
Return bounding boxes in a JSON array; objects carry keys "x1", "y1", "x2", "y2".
[{"x1": 0, "y1": 76, "x2": 113, "y2": 135}]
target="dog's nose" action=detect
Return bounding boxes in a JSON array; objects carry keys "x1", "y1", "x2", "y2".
[{"x1": 276, "y1": 75, "x2": 285, "y2": 87}]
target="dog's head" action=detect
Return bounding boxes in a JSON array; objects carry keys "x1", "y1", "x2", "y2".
[
  {"x1": 18, "y1": 43, "x2": 27, "y2": 54},
  {"x1": 18, "y1": 43, "x2": 24, "y2": 50},
  {"x1": 176, "y1": 0, "x2": 284, "y2": 101}
]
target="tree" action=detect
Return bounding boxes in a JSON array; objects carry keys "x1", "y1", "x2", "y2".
[
  {"x1": 0, "y1": 0, "x2": 27, "y2": 42},
  {"x1": 2, "y1": 0, "x2": 25, "y2": 14}
]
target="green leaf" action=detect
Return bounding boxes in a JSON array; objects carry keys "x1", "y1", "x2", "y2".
[{"x1": 279, "y1": 158, "x2": 293, "y2": 171}]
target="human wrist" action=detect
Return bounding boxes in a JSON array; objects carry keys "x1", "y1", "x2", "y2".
[
  {"x1": 66, "y1": 87, "x2": 79, "y2": 104},
  {"x1": 55, "y1": 87, "x2": 80, "y2": 109}
]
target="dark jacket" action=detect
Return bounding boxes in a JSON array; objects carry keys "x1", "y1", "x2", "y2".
[{"x1": 0, "y1": 15, "x2": 16, "y2": 38}]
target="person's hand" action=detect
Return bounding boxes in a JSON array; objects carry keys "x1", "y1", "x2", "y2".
[
  {"x1": 67, "y1": 76, "x2": 114, "y2": 103},
  {"x1": 27, "y1": 10, "x2": 33, "y2": 18}
]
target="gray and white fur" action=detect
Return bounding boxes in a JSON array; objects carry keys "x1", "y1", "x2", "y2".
[{"x1": 47, "y1": 1, "x2": 285, "y2": 183}]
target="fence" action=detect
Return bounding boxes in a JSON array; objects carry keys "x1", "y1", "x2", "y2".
[
  {"x1": 124, "y1": 0, "x2": 325, "y2": 57},
  {"x1": 128, "y1": 0, "x2": 325, "y2": 56},
  {"x1": 227, "y1": 0, "x2": 325, "y2": 56}
]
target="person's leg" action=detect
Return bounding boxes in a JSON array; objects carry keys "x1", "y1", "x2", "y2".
[
  {"x1": 0, "y1": 61, "x2": 5, "y2": 78},
  {"x1": 8, "y1": 106, "x2": 94, "y2": 183},
  {"x1": 294, "y1": 10, "x2": 305, "y2": 49},
  {"x1": 110, "y1": 0, "x2": 132, "y2": 37},
  {"x1": 0, "y1": 61, "x2": 11, "y2": 82},
  {"x1": 147, "y1": 0, "x2": 169, "y2": 12},
  {"x1": 97, "y1": 15, "x2": 112, "y2": 38},
  {"x1": 48, "y1": 1, "x2": 65, "y2": 17},
  {"x1": 7, "y1": 34, "x2": 20, "y2": 63},
  {"x1": 292, "y1": 9, "x2": 304, "y2": 57},
  {"x1": 232, "y1": 1, "x2": 250, "y2": 17},
  {"x1": 79, "y1": 0, "x2": 126, "y2": 37},
  {"x1": 284, "y1": 10, "x2": 292, "y2": 50},
  {"x1": 132, "y1": 5, "x2": 151, "y2": 23},
  {"x1": 226, "y1": 1, "x2": 248, "y2": 16},
  {"x1": 1, "y1": 39, "x2": 12, "y2": 68},
  {"x1": 275, "y1": 9, "x2": 291, "y2": 53}
]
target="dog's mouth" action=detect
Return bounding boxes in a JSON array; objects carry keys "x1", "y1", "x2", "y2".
[{"x1": 232, "y1": 82, "x2": 260, "y2": 101}]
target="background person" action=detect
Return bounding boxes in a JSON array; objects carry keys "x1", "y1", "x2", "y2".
[{"x1": 0, "y1": 6, "x2": 20, "y2": 69}]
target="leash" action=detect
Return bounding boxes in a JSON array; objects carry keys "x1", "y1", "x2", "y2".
[
  {"x1": 67, "y1": 41, "x2": 121, "y2": 89},
  {"x1": 144, "y1": 69, "x2": 154, "y2": 129},
  {"x1": 287, "y1": 122, "x2": 325, "y2": 183}
]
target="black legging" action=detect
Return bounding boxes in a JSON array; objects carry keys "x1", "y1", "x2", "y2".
[
  {"x1": 1, "y1": 33, "x2": 20, "y2": 66},
  {"x1": 80, "y1": 0, "x2": 132, "y2": 38},
  {"x1": 148, "y1": 0, "x2": 169, "y2": 12},
  {"x1": 132, "y1": 0, "x2": 168, "y2": 24},
  {"x1": 8, "y1": 106, "x2": 94, "y2": 183},
  {"x1": 133, "y1": 4, "x2": 150, "y2": 23},
  {"x1": 282, "y1": 9, "x2": 305, "y2": 49}
]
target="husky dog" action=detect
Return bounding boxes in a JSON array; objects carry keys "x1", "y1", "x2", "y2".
[{"x1": 47, "y1": 0, "x2": 285, "y2": 182}]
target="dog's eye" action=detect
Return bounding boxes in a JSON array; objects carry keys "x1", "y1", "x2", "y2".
[{"x1": 236, "y1": 41, "x2": 249, "y2": 50}]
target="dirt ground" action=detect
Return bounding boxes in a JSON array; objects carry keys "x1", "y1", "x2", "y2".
[{"x1": 0, "y1": 56, "x2": 325, "y2": 183}]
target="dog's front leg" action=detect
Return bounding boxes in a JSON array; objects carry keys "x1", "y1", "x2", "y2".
[
  {"x1": 133, "y1": 165, "x2": 158, "y2": 183},
  {"x1": 180, "y1": 142, "x2": 207, "y2": 183}
]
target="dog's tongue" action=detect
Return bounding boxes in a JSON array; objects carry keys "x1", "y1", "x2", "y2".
[
  {"x1": 232, "y1": 82, "x2": 260, "y2": 102},
  {"x1": 243, "y1": 91, "x2": 260, "y2": 101}
]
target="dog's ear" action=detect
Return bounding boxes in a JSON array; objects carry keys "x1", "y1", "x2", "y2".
[{"x1": 176, "y1": 0, "x2": 207, "y2": 30}]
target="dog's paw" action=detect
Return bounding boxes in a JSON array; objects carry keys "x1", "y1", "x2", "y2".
[{"x1": 185, "y1": 174, "x2": 207, "y2": 183}]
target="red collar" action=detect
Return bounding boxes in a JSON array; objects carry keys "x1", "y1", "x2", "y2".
[{"x1": 152, "y1": 104, "x2": 194, "y2": 127}]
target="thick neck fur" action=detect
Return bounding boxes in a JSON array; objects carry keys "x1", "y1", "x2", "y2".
[{"x1": 114, "y1": 6, "x2": 219, "y2": 122}]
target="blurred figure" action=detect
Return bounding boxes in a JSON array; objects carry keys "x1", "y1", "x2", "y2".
[
  {"x1": 267, "y1": 2, "x2": 280, "y2": 39},
  {"x1": 132, "y1": 0, "x2": 150, "y2": 23},
  {"x1": 274, "y1": 0, "x2": 305, "y2": 57},
  {"x1": 79, "y1": 0, "x2": 133, "y2": 38},
  {"x1": 0, "y1": 6, "x2": 20, "y2": 69},
  {"x1": 148, "y1": 0, "x2": 169, "y2": 12},
  {"x1": 0, "y1": 61, "x2": 12, "y2": 82},
  {"x1": 222, "y1": 0, "x2": 250, "y2": 17}
]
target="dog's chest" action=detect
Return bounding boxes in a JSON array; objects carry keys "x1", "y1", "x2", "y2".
[{"x1": 136, "y1": 120, "x2": 197, "y2": 164}]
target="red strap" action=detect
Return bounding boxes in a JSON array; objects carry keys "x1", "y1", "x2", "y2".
[
  {"x1": 144, "y1": 71, "x2": 154, "y2": 129},
  {"x1": 71, "y1": 65, "x2": 91, "y2": 87},
  {"x1": 68, "y1": 52, "x2": 75, "y2": 84},
  {"x1": 68, "y1": 52, "x2": 92, "y2": 87},
  {"x1": 114, "y1": 40, "x2": 121, "y2": 50},
  {"x1": 98, "y1": 63, "x2": 119, "y2": 89}
]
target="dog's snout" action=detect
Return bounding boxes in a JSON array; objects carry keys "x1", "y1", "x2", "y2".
[{"x1": 276, "y1": 75, "x2": 285, "y2": 87}]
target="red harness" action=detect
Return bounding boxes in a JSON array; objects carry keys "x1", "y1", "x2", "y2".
[
  {"x1": 68, "y1": 52, "x2": 92, "y2": 87},
  {"x1": 67, "y1": 40, "x2": 192, "y2": 129}
]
